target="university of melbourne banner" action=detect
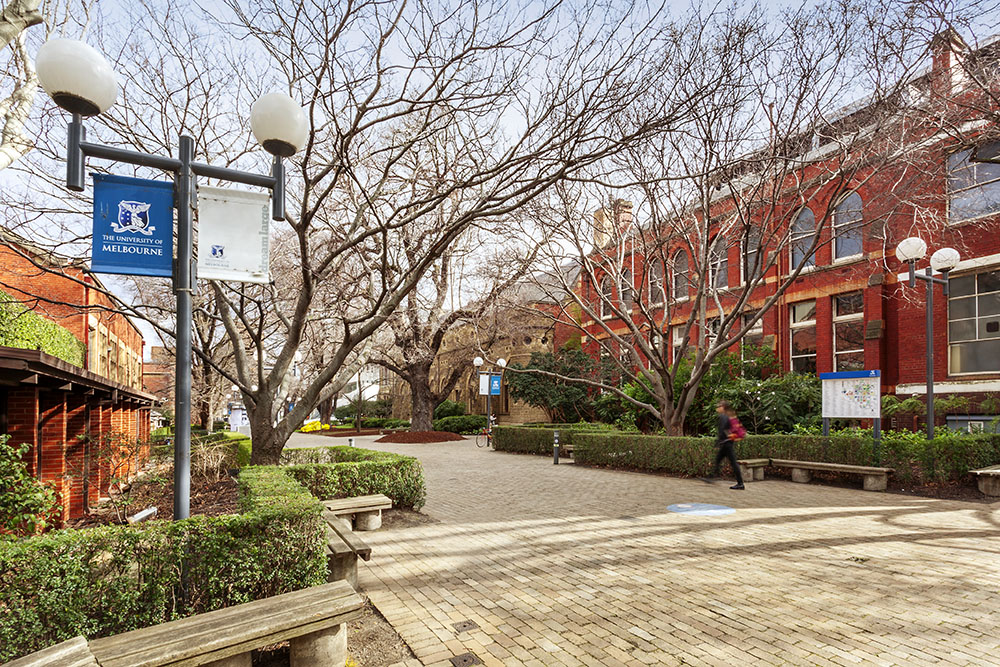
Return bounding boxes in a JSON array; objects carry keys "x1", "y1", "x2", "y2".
[
  {"x1": 196, "y1": 185, "x2": 271, "y2": 284},
  {"x1": 91, "y1": 174, "x2": 174, "y2": 277}
]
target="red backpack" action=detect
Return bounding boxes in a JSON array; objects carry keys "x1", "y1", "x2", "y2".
[{"x1": 729, "y1": 416, "x2": 747, "y2": 441}]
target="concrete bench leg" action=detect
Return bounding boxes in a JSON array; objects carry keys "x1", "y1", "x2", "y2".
[
  {"x1": 327, "y1": 552, "x2": 359, "y2": 590},
  {"x1": 290, "y1": 623, "x2": 347, "y2": 667},
  {"x1": 790, "y1": 468, "x2": 811, "y2": 483},
  {"x1": 355, "y1": 509, "x2": 382, "y2": 531},
  {"x1": 739, "y1": 464, "x2": 754, "y2": 482},
  {"x1": 863, "y1": 474, "x2": 887, "y2": 491},
  {"x1": 206, "y1": 654, "x2": 251, "y2": 667},
  {"x1": 754, "y1": 467, "x2": 765, "y2": 481},
  {"x1": 978, "y1": 476, "x2": 1000, "y2": 496}
]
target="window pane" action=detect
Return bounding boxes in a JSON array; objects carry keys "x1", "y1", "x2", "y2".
[
  {"x1": 834, "y1": 292, "x2": 863, "y2": 317},
  {"x1": 950, "y1": 178, "x2": 1000, "y2": 222},
  {"x1": 949, "y1": 296, "x2": 976, "y2": 320},
  {"x1": 979, "y1": 271, "x2": 1000, "y2": 294},
  {"x1": 979, "y1": 318, "x2": 1000, "y2": 339},
  {"x1": 792, "y1": 237, "x2": 815, "y2": 267},
  {"x1": 835, "y1": 225, "x2": 862, "y2": 258},
  {"x1": 791, "y1": 300, "x2": 816, "y2": 323},
  {"x1": 835, "y1": 321, "x2": 864, "y2": 351},
  {"x1": 976, "y1": 160, "x2": 1000, "y2": 183},
  {"x1": 949, "y1": 319, "x2": 977, "y2": 342},
  {"x1": 792, "y1": 356, "x2": 817, "y2": 374},
  {"x1": 950, "y1": 339, "x2": 1000, "y2": 373},
  {"x1": 977, "y1": 292, "x2": 1000, "y2": 317},
  {"x1": 792, "y1": 327, "x2": 816, "y2": 355},
  {"x1": 793, "y1": 208, "x2": 815, "y2": 235},
  {"x1": 835, "y1": 352, "x2": 865, "y2": 372},
  {"x1": 948, "y1": 149, "x2": 972, "y2": 173},
  {"x1": 950, "y1": 275, "x2": 976, "y2": 297}
]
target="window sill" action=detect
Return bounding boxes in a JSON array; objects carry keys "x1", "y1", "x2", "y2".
[{"x1": 832, "y1": 254, "x2": 864, "y2": 266}]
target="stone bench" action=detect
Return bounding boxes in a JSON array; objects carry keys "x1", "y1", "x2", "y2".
[
  {"x1": 736, "y1": 458, "x2": 769, "y2": 482},
  {"x1": 770, "y1": 459, "x2": 894, "y2": 491},
  {"x1": 323, "y1": 494, "x2": 392, "y2": 531},
  {"x1": 323, "y1": 510, "x2": 372, "y2": 590},
  {"x1": 7, "y1": 581, "x2": 365, "y2": 667},
  {"x1": 970, "y1": 465, "x2": 1000, "y2": 496}
]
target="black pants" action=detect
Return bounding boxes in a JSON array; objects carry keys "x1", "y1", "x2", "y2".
[{"x1": 713, "y1": 440, "x2": 744, "y2": 484}]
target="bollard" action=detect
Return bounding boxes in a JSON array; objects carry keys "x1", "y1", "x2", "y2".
[
  {"x1": 349, "y1": 437, "x2": 354, "y2": 448},
  {"x1": 553, "y1": 430, "x2": 560, "y2": 465}
]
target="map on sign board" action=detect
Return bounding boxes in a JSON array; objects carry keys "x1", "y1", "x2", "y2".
[{"x1": 819, "y1": 370, "x2": 881, "y2": 419}]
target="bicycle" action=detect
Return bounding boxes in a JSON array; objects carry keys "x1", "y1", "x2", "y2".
[{"x1": 475, "y1": 414, "x2": 496, "y2": 448}]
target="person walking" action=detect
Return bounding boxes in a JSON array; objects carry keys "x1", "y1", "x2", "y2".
[{"x1": 709, "y1": 400, "x2": 744, "y2": 490}]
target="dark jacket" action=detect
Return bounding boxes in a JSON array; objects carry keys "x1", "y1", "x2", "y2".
[{"x1": 716, "y1": 412, "x2": 732, "y2": 445}]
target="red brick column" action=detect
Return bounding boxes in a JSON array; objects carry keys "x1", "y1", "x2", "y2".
[
  {"x1": 6, "y1": 388, "x2": 38, "y2": 475},
  {"x1": 88, "y1": 401, "x2": 105, "y2": 508},
  {"x1": 38, "y1": 392, "x2": 68, "y2": 524},
  {"x1": 99, "y1": 403, "x2": 113, "y2": 495},
  {"x1": 64, "y1": 395, "x2": 89, "y2": 519}
]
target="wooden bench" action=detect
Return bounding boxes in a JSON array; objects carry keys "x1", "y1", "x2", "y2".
[
  {"x1": 970, "y1": 465, "x2": 1000, "y2": 496},
  {"x1": 323, "y1": 510, "x2": 372, "y2": 590},
  {"x1": 736, "y1": 458, "x2": 769, "y2": 482},
  {"x1": 323, "y1": 494, "x2": 392, "y2": 531},
  {"x1": 8, "y1": 581, "x2": 364, "y2": 667},
  {"x1": 770, "y1": 459, "x2": 894, "y2": 491}
]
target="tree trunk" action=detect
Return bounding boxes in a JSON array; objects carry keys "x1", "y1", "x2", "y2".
[
  {"x1": 198, "y1": 399, "x2": 211, "y2": 431},
  {"x1": 318, "y1": 395, "x2": 334, "y2": 424},
  {"x1": 248, "y1": 396, "x2": 288, "y2": 465},
  {"x1": 409, "y1": 365, "x2": 436, "y2": 432}
]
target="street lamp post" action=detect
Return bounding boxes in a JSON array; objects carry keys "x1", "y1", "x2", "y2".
[
  {"x1": 895, "y1": 237, "x2": 961, "y2": 439},
  {"x1": 36, "y1": 39, "x2": 308, "y2": 520},
  {"x1": 473, "y1": 356, "x2": 506, "y2": 428}
]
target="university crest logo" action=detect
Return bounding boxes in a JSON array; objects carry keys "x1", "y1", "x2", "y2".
[
  {"x1": 112, "y1": 200, "x2": 155, "y2": 235},
  {"x1": 211, "y1": 244, "x2": 225, "y2": 258}
]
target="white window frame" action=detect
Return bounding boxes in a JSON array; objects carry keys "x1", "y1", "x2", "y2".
[
  {"x1": 742, "y1": 228, "x2": 764, "y2": 286},
  {"x1": 672, "y1": 250, "x2": 689, "y2": 302},
  {"x1": 648, "y1": 260, "x2": 665, "y2": 305},
  {"x1": 948, "y1": 142, "x2": 1000, "y2": 225},
  {"x1": 741, "y1": 311, "x2": 765, "y2": 361},
  {"x1": 948, "y1": 269, "x2": 1000, "y2": 375},
  {"x1": 671, "y1": 325, "x2": 686, "y2": 364},
  {"x1": 833, "y1": 192, "x2": 864, "y2": 262},
  {"x1": 620, "y1": 269, "x2": 634, "y2": 314},
  {"x1": 832, "y1": 292, "x2": 865, "y2": 371},
  {"x1": 789, "y1": 300, "x2": 817, "y2": 374},
  {"x1": 790, "y1": 207, "x2": 817, "y2": 270},
  {"x1": 599, "y1": 275, "x2": 614, "y2": 320},
  {"x1": 710, "y1": 237, "x2": 728, "y2": 291}
]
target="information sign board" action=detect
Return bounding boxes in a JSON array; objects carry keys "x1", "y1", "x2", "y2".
[{"x1": 819, "y1": 370, "x2": 881, "y2": 419}]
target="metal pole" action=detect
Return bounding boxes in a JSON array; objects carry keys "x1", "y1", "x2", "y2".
[
  {"x1": 173, "y1": 135, "x2": 195, "y2": 521},
  {"x1": 925, "y1": 268, "x2": 934, "y2": 440},
  {"x1": 873, "y1": 417, "x2": 882, "y2": 466},
  {"x1": 553, "y1": 429, "x2": 560, "y2": 464},
  {"x1": 822, "y1": 417, "x2": 830, "y2": 437},
  {"x1": 67, "y1": 114, "x2": 85, "y2": 192}
]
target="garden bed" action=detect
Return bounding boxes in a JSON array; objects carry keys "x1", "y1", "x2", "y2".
[{"x1": 376, "y1": 430, "x2": 464, "y2": 443}]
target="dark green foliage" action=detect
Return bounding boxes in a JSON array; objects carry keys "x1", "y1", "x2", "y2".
[
  {"x1": 433, "y1": 400, "x2": 466, "y2": 419},
  {"x1": 280, "y1": 446, "x2": 426, "y2": 510},
  {"x1": 334, "y1": 398, "x2": 393, "y2": 422},
  {"x1": 569, "y1": 431, "x2": 1000, "y2": 484},
  {"x1": 356, "y1": 417, "x2": 410, "y2": 429},
  {"x1": 0, "y1": 290, "x2": 86, "y2": 366},
  {"x1": 432, "y1": 415, "x2": 486, "y2": 433},
  {"x1": 493, "y1": 426, "x2": 620, "y2": 455},
  {"x1": 505, "y1": 350, "x2": 603, "y2": 423},
  {"x1": 0, "y1": 436, "x2": 60, "y2": 539},
  {"x1": 0, "y1": 467, "x2": 324, "y2": 662}
]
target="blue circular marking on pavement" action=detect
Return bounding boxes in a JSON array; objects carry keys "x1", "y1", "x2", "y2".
[{"x1": 667, "y1": 503, "x2": 735, "y2": 516}]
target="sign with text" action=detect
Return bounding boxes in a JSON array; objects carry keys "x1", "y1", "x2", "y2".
[
  {"x1": 196, "y1": 185, "x2": 271, "y2": 284},
  {"x1": 820, "y1": 370, "x2": 881, "y2": 419},
  {"x1": 91, "y1": 174, "x2": 174, "y2": 277}
]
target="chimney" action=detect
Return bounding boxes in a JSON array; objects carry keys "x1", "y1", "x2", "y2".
[
  {"x1": 592, "y1": 199, "x2": 633, "y2": 249},
  {"x1": 930, "y1": 29, "x2": 968, "y2": 94}
]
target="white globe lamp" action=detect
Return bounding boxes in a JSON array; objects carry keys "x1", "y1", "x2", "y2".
[
  {"x1": 250, "y1": 92, "x2": 309, "y2": 157},
  {"x1": 473, "y1": 356, "x2": 484, "y2": 367},
  {"x1": 930, "y1": 247, "x2": 960, "y2": 272},
  {"x1": 894, "y1": 236, "x2": 927, "y2": 263},
  {"x1": 36, "y1": 39, "x2": 118, "y2": 116}
]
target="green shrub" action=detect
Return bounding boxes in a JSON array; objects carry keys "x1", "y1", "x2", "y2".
[
  {"x1": 358, "y1": 417, "x2": 410, "y2": 429},
  {"x1": 0, "y1": 290, "x2": 86, "y2": 367},
  {"x1": 0, "y1": 436, "x2": 60, "y2": 539},
  {"x1": 433, "y1": 400, "x2": 466, "y2": 419},
  {"x1": 280, "y1": 446, "x2": 426, "y2": 510},
  {"x1": 0, "y1": 466, "x2": 324, "y2": 662},
  {"x1": 493, "y1": 426, "x2": 620, "y2": 455},
  {"x1": 574, "y1": 433, "x2": 716, "y2": 475},
  {"x1": 432, "y1": 415, "x2": 486, "y2": 433}
]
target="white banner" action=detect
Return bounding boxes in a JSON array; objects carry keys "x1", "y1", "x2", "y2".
[{"x1": 197, "y1": 186, "x2": 271, "y2": 284}]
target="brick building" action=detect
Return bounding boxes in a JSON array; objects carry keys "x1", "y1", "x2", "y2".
[
  {"x1": 576, "y1": 32, "x2": 1000, "y2": 431},
  {"x1": 0, "y1": 232, "x2": 154, "y2": 523}
]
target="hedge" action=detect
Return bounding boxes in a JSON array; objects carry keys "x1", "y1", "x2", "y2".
[
  {"x1": 571, "y1": 431, "x2": 1000, "y2": 484},
  {"x1": 0, "y1": 467, "x2": 325, "y2": 662},
  {"x1": 432, "y1": 414, "x2": 486, "y2": 433},
  {"x1": 281, "y1": 446, "x2": 426, "y2": 510},
  {"x1": 493, "y1": 426, "x2": 622, "y2": 455},
  {"x1": 0, "y1": 290, "x2": 85, "y2": 367}
]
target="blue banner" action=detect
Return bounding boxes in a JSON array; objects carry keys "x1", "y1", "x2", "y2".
[
  {"x1": 490, "y1": 374, "x2": 502, "y2": 396},
  {"x1": 819, "y1": 370, "x2": 880, "y2": 380},
  {"x1": 91, "y1": 174, "x2": 174, "y2": 277}
]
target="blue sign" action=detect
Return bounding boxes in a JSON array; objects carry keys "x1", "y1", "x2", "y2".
[
  {"x1": 91, "y1": 174, "x2": 174, "y2": 277},
  {"x1": 490, "y1": 374, "x2": 502, "y2": 396},
  {"x1": 819, "y1": 370, "x2": 880, "y2": 380}
]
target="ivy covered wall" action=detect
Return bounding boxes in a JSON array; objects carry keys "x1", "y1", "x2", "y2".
[{"x1": 0, "y1": 290, "x2": 85, "y2": 367}]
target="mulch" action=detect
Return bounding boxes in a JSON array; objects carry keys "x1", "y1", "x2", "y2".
[
  {"x1": 316, "y1": 429, "x2": 386, "y2": 438},
  {"x1": 375, "y1": 430, "x2": 465, "y2": 443}
]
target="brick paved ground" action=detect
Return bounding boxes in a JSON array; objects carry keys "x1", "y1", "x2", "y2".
[{"x1": 290, "y1": 433, "x2": 1000, "y2": 666}]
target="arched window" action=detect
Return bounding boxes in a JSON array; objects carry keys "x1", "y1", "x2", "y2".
[
  {"x1": 672, "y1": 250, "x2": 688, "y2": 300},
  {"x1": 710, "y1": 236, "x2": 728, "y2": 290},
  {"x1": 599, "y1": 275, "x2": 614, "y2": 318},
  {"x1": 743, "y1": 227, "x2": 764, "y2": 284},
  {"x1": 620, "y1": 269, "x2": 633, "y2": 312},
  {"x1": 834, "y1": 192, "x2": 863, "y2": 260},
  {"x1": 791, "y1": 208, "x2": 816, "y2": 268},
  {"x1": 648, "y1": 260, "x2": 665, "y2": 304}
]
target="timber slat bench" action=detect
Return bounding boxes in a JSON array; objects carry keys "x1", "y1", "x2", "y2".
[
  {"x1": 970, "y1": 465, "x2": 1000, "y2": 496},
  {"x1": 736, "y1": 458, "x2": 768, "y2": 482},
  {"x1": 770, "y1": 459, "x2": 894, "y2": 491},
  {"x1": 323, "y1": 510, "x2": 373, "y2": 590},
  {"x1": 323, "y1": 493, "x2": 393, "y2": 531},
  {"x1": 6, "y1": 581, "x2": 364, "y2": 667}
]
